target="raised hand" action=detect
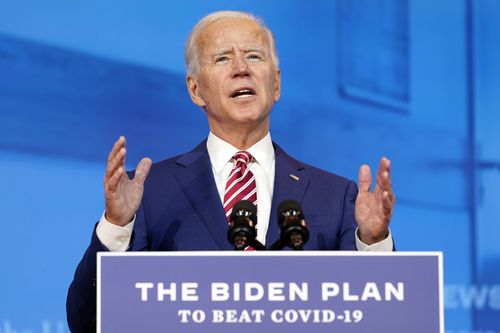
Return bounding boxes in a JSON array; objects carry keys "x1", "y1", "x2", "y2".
[
  {"x1": 355, "y1": 157, "x2": 396, "y2": 245},
  {"x1": 103, "y1": 136, "x2": 152, "y2": 226}
]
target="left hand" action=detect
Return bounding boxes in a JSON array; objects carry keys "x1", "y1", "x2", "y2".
[{"x1": 355, "y1": 157, "x2": 396, "y2": 244}]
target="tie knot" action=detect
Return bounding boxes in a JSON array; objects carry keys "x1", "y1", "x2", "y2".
[{"x1": 233, "y1": 151, "x2": 253, "y2": 166}]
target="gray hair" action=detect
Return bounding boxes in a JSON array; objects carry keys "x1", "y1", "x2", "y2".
[{"x1": 184, "y1": 10, "x2": 279, "y2": 76}]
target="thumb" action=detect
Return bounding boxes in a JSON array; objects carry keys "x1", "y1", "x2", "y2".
[
  {"x1": 134, "y1": 157, "x2": 152, "y2": 184},
  {"x1": 358, "y1": 164, "x2": 372, "y2": 193}
]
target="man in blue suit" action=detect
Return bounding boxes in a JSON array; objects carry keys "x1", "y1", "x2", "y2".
[{"x1": 67, "y1": 10, "x2": 395, "y2": 332}]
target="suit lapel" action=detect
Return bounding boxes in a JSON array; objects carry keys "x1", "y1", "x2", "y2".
[
  {"x1": 173, "y1": 141, "x2": 232, "y2": 250},
  {"x1": 172, "y1": 141, "x2": 310, "y2": 250},
  {"x1": 266, "y1": 143, "x2": 310, "y2": 246}
]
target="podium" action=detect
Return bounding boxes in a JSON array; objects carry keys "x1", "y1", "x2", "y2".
[{"x1": 97, "y1": 252, "x2": 443, "y2": 333}]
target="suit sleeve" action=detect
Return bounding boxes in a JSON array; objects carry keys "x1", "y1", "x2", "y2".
[
  {"x1": 66, "y1": 200, "x2": 148, "y2": 333},
  {"x1": 66, "y1": 225, "x2": 108, "y2": 333}
]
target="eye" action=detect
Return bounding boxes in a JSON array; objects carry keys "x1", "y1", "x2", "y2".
[
  {"x1": 247, "y1": 54, "x2": 263, "y2": 62},
  {"x1": 215, "y1": 56, "x2": 230, "y2": 64}
]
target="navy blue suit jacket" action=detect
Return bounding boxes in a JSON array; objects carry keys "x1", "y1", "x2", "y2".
[{"x1": 66, "y1": 140, "x2": 358, "y2": 332}]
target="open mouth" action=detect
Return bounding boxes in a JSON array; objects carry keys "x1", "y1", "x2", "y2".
[{"x1": 230, "y1": 88, "x2": 256, "y2": 99}]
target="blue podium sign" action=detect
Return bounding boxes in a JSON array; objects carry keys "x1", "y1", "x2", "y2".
[{"x1": 97, "y1": 252, "x2": 443, "y2": 333}]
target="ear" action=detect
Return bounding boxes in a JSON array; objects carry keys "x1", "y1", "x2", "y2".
[
  {"x1": 273, "y1": 69, "x2": 281, "y2": 102},
  {"x1": 187, "y1": 75, "x2": 206, "y2": 107}
]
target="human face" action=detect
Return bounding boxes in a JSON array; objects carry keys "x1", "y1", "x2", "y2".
[{"x1": 187, "y1": 17, "x2": 281, "y2": 139}]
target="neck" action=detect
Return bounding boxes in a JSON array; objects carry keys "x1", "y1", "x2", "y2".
[{"x1": 209, "y1": 121, "x2": 269, "y2": 150}]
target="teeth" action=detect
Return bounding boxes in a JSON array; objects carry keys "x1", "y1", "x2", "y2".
[{"x1": 232, "y1": 89, "x2": 254, "y2": 98}]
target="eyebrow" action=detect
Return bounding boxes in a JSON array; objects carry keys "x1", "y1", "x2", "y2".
[
  {"x1": 212, "y1": 47, "x2": 265, "y2": 57},
  {"x1": 243, "y1": 47, "x2": 264, "y2": 53},
  {"x1": 212, "y1": 49, "x2": 232, "y2": 57}
]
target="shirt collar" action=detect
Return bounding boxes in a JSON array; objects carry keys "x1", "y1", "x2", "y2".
[{"x1": 206, "y1": 131, "x2": 274, "y2": 174}]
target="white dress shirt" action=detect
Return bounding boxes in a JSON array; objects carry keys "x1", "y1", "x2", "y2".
[
  {"x1": 96, "y1": 132, "x2": 393, "y2": 251},
  {"x1": 207, "y1": 131, "x2": 274, "y2": 245}
]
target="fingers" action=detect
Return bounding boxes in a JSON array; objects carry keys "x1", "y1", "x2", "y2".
[
  {"x1": 106, "y1": 150, "x2": 126, "y2": 183},
  {"x1": 379, "y1": 156, "x2": 391, "y2": 172},
  {"x1": 107, "y1": 136, "x2": 126, "y2": 164},
  {"x1": 361, "y1": 157, "x2": 396, "y2": 211},
  {"x1": 376, "y1": 157, "x2": 392, "y2": 191},
  {"x1": 382, "y1": 191, "x2": 394, "y2": 217},
  {"x1": 106, "y1": 137, "x2": 126, "y2": 176},
  {"x1": 376, "y1": 156, "x2": 390, "y2": 181},
  {"x1": 107, "y1": 165, "x2": 124, "y2": 191},
  {"x1": 377, "y1": 157, "x2": 396, "y2": 217},
  {"x1": 105, "y1": 136, "x2": 127, "y2": 191},
  {"x1": 358, "y1": 164, "x2": 372, "y2": 193},
  {"x1": 134, "y1": 157, "x2": 152, "y2": 184}
]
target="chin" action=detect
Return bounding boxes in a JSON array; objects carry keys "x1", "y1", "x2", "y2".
[{"x1": 235, "y1": 113, "x2": 270, "y2": 127}]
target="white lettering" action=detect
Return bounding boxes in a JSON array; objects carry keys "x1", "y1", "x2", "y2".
[
  {"x1": 178, "y1": 310, "x2": 191, "y2": 323},
  {"x1": 211, "y1": 309, "x2": 265, "y2": 323},
  {"x1": 268, "y1": 282, "x2": 285, "y2": 301},
  {"x1": 445, "y1": 284, "x2": 500, "y2": 310},
  {"x1": 191, "y1": 310, "x2": 206, "y2": 323},
  {"x1": 157, "y1": 282, "x2": 177, "y2": 301},
  {"x1": 212, "y1": 309, "x2": 224, "y2": 323},
  {"x1": 284, "y1": 309, "x2": 298, "y2": 322},
  {"x1": 245, "y1": 282, "x2": 264, "y2": 301},
  {"x1": 211, "y1": 282, "x2": 309, "y2": 301},
  {"x1": 234, "y1": 282, "x2": 240, "y2": 301},
  {"x1": 182, "y1": 282, "x2": 199, "y2": 301},
  {"x1": 135, "y1": 282, "x2": 154, "y2": 301},
  {"x1": 271, "y1": 309, "x2": 284, "y2": 323},
  {"x1": 385, "y1": 282, "x2": 405, "y2": 301},
  {"x1": 290, "y1": 282, "x2": 309, "y2": 301},
  {"x1": 1, "y1": 320, "x2": 34, "y2": 333},
  {"x1": 321, "y1": 283, "x2": 340, "y2": 301},
  {"x1": 343, "y1": 283, "x2": 359, "y2": 301},
  {"x1": 252, "y1": 309, "x2": 266, "y2": 323},
  {"x1": 458, "y1": 285, "x2": 489, "y2": 309},
  {"x1": 321, "y1": 309, "x2": 336, "y2": 323},
  {"x1": 489, "y1": 286, "x2": 500, "y2": 310},
  {"x1": 361, "y1": 282, "x2": 382, "y2": 301},
  {"x1": 270, "y1": 309, "x2": 336, "y2": 323},
  {"x1": 225, "y1": 309, "x2": 238, "y2": 323},
  {"x1": 212, "y1": 283, "x2": 230, "y2": 301}
]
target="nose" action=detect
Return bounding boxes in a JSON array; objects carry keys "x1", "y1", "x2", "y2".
[{"x1": 232, "y1": 53, "x2": 250, "y2": 78}]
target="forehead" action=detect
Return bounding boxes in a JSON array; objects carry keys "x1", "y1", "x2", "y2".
[{"x1": 198, "y1": 17, "x2": 269, "y2": 54}]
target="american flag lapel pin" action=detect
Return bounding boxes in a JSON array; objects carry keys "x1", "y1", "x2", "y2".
[{"x1": 289, "y1": 174, "x2": 299, "y2": 181}]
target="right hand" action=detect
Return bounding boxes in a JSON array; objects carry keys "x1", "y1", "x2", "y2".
[{"x1": 104, "y1": 136, "x2": 152, "y2": 226}]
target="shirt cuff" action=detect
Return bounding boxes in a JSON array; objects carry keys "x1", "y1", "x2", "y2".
[
  {"x1": 355, "y1": 228, "x2": 394, "y2": 252},
  {"x1": 95, "y1": 212, "x2": 135, "y2": 252}
]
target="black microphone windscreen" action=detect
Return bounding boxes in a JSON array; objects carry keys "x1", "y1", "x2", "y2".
[
  {"x1": 277, "y1": 200, "x2": 304, "y2": 224},
  {"x1": 230, "y1": 200, "x2": 257, "y2": 222}
]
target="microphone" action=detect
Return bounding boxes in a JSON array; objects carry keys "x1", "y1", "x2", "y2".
[
  {"x1": 227, "y1": 200, "x2": 263, "y2": 250},
  {"x1": 276, "y1": 200, "x2": 309, "y2": 250}
]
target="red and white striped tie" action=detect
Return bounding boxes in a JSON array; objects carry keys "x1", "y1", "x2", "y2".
[{"x1": 223, "y1": 151, "x2": 257, "y2": 221}]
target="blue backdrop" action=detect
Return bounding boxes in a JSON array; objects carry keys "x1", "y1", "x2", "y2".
[{"x1": 0, "y1": 1, "x2": 499, "y2": 332}]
